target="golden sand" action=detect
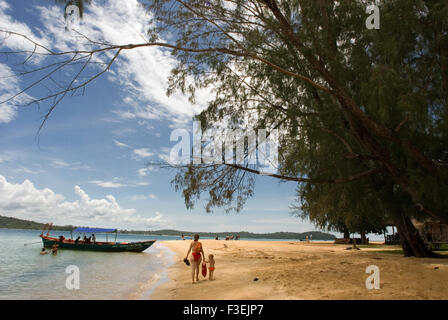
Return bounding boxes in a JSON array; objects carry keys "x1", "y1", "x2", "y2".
[{"x1": 150, "y1": 240, "x2": 448, "y2": 300}]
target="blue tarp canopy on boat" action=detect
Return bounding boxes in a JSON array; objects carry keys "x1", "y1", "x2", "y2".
[{"x1": 73, "y1": 227, "x2": 117, "y2": 233}]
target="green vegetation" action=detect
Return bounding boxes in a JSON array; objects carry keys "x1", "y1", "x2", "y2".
[
  {"x1": 0, "y1": 215, "x2": 74, "y2": 231},
  {"x1": 430, "y1": 244, "x2": 448, "y2": 251},
  {"x1": 152, "y1": 0, "x2": 448, "y2": 257},
  {"x1": 0, "y1": 215, "x2": 335, "y2": 240}
]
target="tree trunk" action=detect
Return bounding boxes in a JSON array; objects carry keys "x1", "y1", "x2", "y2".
[
  {"x1": 392, "y1": 213, "x2": 439, "y2": 258},
  {"x1": 343, "y1": 228, "x2": 350, "y2": 240},
  {"x1": 360, "y1": 230, "x2": 368, "y2": 245}
]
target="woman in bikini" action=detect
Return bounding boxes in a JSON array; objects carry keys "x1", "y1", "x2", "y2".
[{"x1": 185, "y1": 234, "x2": 205, "y2": 284}]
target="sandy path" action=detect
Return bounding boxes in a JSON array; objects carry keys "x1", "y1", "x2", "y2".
[{"x1": 150, "y1": 240, "x2": 448, "y2": 300}]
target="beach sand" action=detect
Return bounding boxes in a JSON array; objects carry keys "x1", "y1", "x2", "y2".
[{"x1": 150, "y1": 240, "x2": 448, "y2": 300}]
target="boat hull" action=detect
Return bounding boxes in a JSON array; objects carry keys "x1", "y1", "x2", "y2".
[{"x1": 41, "y1": 236, "x2": 156, "y2": 252}]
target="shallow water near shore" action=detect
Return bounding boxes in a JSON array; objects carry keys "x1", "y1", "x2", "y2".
[{"x1": 0, "y1": 228, "x2": 178, "y2": 299}]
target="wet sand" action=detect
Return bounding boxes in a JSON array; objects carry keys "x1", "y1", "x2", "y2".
[{"x1": 150, "y1": 240, "x2": 448, "y2": 300}]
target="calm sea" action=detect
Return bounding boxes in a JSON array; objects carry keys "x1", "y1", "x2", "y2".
[{"x1": 0, "y1": 228, "x2": 177, "y2": 300}]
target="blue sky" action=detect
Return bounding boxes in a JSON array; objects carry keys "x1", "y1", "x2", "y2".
[{"x1": 0, "y1": 0, "x2": 331, "y2": 234}]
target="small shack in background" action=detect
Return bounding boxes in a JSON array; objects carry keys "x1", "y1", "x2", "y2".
[
  {"x1": 414, "y1": 220, "x2": 448, "y2": 243},
  {"x1": 383, "y1": 220, "x2": 448, "y2": 247},
  {"x1": 332, "y1": 220, "x2": 448, "y2": 246},
  {"x1": 385, "y1": 233, "x2": 400, "y2": 245}
]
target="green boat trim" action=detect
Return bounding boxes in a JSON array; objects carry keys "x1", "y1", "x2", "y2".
[
  {"x1": 39, "y1": 222, "x2": 157, "y2": 252},
  {"x1": 41, "y1": 235, "x2": 156, "y2": 252}
]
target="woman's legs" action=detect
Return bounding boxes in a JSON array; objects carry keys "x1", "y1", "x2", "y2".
[
  {"x1": 195, "y1": 256, "x2": 202, "y2": 281},
  {"x1": 191, "y1": 258, "x2": 197, "y2": 283},
  {"x1": 190, "y1": 255, "x2": 202, "y2": 283}
]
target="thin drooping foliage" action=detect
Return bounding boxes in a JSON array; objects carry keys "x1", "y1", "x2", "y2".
[
  {"x1": 1, "y1": 0, "x2": 447, "y2": 256},
  {"x1": 146, "y1": 0, "x2": 448, "y2": 256}
]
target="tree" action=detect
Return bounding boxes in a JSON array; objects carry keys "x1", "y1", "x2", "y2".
[
  {"x1": 0, "y1": 0, "x2": 447, "y2": 256},
  {"x1": 156, "y1": 0, "x2": 448, "y2": 257},
  {"x1": 294, "y1": 176, "x2": 388, "y2": 244}
]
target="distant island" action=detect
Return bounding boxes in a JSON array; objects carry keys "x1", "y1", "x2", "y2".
[{"x1": 0, "y1": 215, "x2": 336, "y2": 240}]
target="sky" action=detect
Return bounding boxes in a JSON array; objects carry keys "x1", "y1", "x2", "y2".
[{"x1": 0, "y1": 0, "x2": 335, "y2": 235}]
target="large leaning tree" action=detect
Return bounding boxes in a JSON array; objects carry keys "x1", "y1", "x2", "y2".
[{"x1": 0, "y1": 0, "x2": 447, "y2": 257}]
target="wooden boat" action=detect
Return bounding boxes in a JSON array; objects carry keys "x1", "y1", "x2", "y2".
[{"x1": 40, "y1": 224, "x2": 156, "y2": 253}]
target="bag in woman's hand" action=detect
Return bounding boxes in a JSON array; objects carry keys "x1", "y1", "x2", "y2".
[{"x1": 202, "y1": 263, "x2": 207, "y2": 277}]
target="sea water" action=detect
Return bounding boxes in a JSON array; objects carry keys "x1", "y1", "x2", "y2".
[{"x1": 0, "y1": 228, "x2": 177, "y2": 300}]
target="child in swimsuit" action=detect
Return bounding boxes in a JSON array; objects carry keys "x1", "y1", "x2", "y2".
[{"x1": 207, "y1": 254, "x2": 215, "y2": 280}]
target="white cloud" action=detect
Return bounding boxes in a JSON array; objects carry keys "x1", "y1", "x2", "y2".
[
  {"x1": 133, "y1": 148, "x2": 153, "y2": 159},
  {"x1": 157, "y1": 146, "x2": 172, "y2": 163},
  {"x1": 0, "y1": 63, "x2": 33, "y2": 123},
  {"x1": 138, "y1": 168, "x2": 149, "y2": 177},
  {"x1": 88, "y1": 180, "x2": 127, "y2": 188},
  {"x1": 0, "y1": 1, "x2": 50, "y2": 54},
  {"x1": 52, "y1": 159, "x2": 90, "y2": 170},
  {"x1": 136, "y1": 181, "x2": 150, "y2": 186},
  {"x1": 14, "y1": 166, "x2": 45, "y2": 175},
  {"x1": 1, "y1": 0, "x2": 213, "y2": 125},
  {"x1": 52, "y1": 159, "x2": 71, "y2": 168},
  {"x1": 113, "y1": 139, "x2": 131, "y2": 148},
  {"x1": 0, "y1": 1, "x2": 49, "y2": 123},
  {"x1": 129, "y1": 194, "x2": 147, "y2": 201},
  {"x1": 111, "y1": 127, "x2": 136, "y2": 137},
  {"x1": 138, "y1": 166, "x2": 156, "y2": 177},
  {"x1": 129, "y1": 193, "x2": 156, "y2": 201},
  {"x1": 35, "y1": 0, "x2": 209, "y2": 123},
  {"x1": 0, "y1": 175, "x2": 168, "y2": 229},
  {"x1": 0, "y1": 154, "x2": 12, "y2": 164}
]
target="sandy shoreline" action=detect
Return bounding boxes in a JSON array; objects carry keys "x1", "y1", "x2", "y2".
[{"x1": 150, "y1": 240, "x2": 448, "y2": 300}]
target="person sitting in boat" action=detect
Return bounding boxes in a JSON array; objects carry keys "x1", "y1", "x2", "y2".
[
  {"x1": 83, "y1": 236, "x2": 88, "y2": 243},
  {"x1": 59, "y1": 235, "x2": 65, "y2": 243},
  {"x1": 92, "y1": 234, "x2": 96, "y2": 243},
  {"x1": 74, "y1": 236, "x2": 81, "y2": 244},
  {"x1": 40, "y1": 248, "x2": 48, "y2": 255}
]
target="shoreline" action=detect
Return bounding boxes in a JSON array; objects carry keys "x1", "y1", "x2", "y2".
[
  {"x1": 126, "y1": 242, "x2": 177, "y2": 300},
  {"x1": 150, "y1": 240, "x2": 448, "y2": 300}
]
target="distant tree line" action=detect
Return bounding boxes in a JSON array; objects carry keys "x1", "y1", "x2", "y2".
[{"x1": 0, "y1": 215, "x2": 335, "y2": 240}]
